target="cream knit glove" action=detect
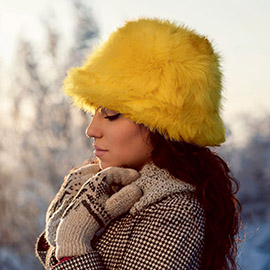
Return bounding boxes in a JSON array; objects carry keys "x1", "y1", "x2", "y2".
[
  {"x1": 45, "y1": 163, "x2": 100, "y2": 246},
  {"x1": 55, "y1": 167, "x2": 142, "y2": 259}
]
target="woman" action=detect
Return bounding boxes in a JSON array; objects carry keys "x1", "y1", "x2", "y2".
[{"x1": 36, "y1": 18, "x2": 241, "y2": 269}]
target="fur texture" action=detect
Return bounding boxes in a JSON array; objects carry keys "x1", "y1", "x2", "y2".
[{"x1": 63, "y1": 18, "x2": 225, "y2": 146}]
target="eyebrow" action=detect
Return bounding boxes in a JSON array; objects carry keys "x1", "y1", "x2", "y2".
[
  {"x1": 100, "y1": 107, "x2": 107, "y2": 115},
  {"x1": 100, "y1": 108, "x2": 119, "y2": 116},
  {"x1": 95, "y1": 107, "x2": 108, "y2": 116}
]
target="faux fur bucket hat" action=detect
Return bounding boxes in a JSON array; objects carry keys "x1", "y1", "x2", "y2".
[{"x1": 63, "y1": 18, "x2": 225, "y2": 146}]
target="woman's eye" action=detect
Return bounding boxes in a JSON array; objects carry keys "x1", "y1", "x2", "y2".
[{"x1": 104, "y1": 113, "x2": 121, "y2": 121}]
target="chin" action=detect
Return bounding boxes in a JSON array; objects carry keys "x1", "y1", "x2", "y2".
[
  {"x1": 98, "y1": 160, "x2": 119, "y2": 169},
  {"x1": 98, "y1": 160, "x2": 107, "y2": 170},
  {"x1": 98, "y1": 158, "x2": 148, "y2": 171}
]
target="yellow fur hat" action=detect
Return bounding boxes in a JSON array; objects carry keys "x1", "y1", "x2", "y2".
[{"x1": 63, "y1": 18, "x2": 225, "y2": 146}]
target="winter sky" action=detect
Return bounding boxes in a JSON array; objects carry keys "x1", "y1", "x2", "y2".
[{"x1": 1, "y1": 0, "x2": 270, "y2": 134}]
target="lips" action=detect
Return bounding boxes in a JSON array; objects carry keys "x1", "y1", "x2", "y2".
[{"x1": 94, "y1": 145, "x2": 108, "y2": 158}]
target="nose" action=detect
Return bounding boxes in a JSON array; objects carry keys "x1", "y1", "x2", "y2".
[{"x1": 85, "y1": 113, "x2": 102, "y2": 138}]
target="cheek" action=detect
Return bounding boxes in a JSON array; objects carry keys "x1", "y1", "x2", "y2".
[{"x1": 113, "y1": 125, "x2": 152, "y2": 166}]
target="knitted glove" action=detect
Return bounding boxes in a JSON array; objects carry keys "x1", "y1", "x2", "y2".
[
  {"x1": 45, "y1": 163, "x2": 100, "y2": 247},
  {"x1": 55, "y1": 167, "x2": 142, "y2": 259}
]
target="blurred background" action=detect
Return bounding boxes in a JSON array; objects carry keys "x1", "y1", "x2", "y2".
[{"x1": 0, "y1": 0, "x2": 269, "y2": 269}]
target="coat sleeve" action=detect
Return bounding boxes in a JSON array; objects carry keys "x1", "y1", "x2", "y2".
[
  {"x1": 35, "y1": 231, "x2": 105, "y2": 270},
  {"x1": 36, "y1": 193, "x2": 205, "y2": 270},
  {"x1": 35, "y1": 231, "x2": 50, "y2": 268},
  {"x1": 50, "y1": 252, "x2": 105, "y2": 270},
  {"x1": 120, "y1": 193, "x2": 206, "y2": 270}
]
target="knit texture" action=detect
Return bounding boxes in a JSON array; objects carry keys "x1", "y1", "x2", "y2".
[
  {"x1": 131, "y1": 162, "x2": 195, "y2": 214},
  {"x1": 46, "y1": 163, "x2": 100, "y2": 247},
  {"x1": 63, "y1": 18, "x2": 225, "y2": 146},
  {"x1": 55, "y1": 167, "x2": 142, "y2": 259},
  {"x1": 36, "y1": 163, "x2": 205, "y2": 269}
]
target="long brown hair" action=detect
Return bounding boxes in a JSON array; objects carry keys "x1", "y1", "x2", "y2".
[{"x1": 148, "y1": 131, "x2": 241, "y2": 270}]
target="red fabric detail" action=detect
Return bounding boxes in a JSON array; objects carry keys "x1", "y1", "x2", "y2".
[
  {"x1": 37, "y1": 233, "x2": 50, "y2": 251},
  {"x1": 51, "y1": 257, "x2": 73, "y2": 268},
  {"x1": 59, "y1": 257, "x2": 72, "y2": 263}
]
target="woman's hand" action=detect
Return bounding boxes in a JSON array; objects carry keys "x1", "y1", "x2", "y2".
[
  {"x1": 45, "y1": 163, "x2": 100, "y2": 247},
  {"x1": 55, "y1": 167, "x2": 142, "y2": 259}
]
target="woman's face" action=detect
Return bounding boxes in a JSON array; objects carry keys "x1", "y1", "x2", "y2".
[{"x1": 86, "y1": 108, "x2": 153, "y2": 170}]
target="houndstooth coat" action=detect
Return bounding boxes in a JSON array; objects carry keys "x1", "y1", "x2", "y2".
[{"x1": 36, "y1": 163, "x2": 206, "y2": 269}]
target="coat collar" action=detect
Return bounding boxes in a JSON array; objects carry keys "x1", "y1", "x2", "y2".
[{"x1": 130, "y1": 162, "x2": 195, "y2": 215}]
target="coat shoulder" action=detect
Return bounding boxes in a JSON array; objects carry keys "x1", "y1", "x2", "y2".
[{"x1": 139, "y1": 190, "x2": 205, "y2": 221}]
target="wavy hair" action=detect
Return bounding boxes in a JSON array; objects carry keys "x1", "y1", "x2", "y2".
[{"x1": 148, "y1": 131, "x2": 241, "y2": 270}]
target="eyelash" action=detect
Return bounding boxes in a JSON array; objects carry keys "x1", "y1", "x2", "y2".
[{"x1": 104, "y1": 113, "x2": 121, "y2": 121}]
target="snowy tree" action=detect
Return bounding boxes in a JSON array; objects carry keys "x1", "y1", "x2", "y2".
[
  {"x1": 0, "y1": 1, "x2": 99, "y2": 268},
  {"x1": 219, "y1": 114, "x2": 270, "y2": 270},
  {"x1": 220, "y1": 114, "x2": 270, "y2": 222}
]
